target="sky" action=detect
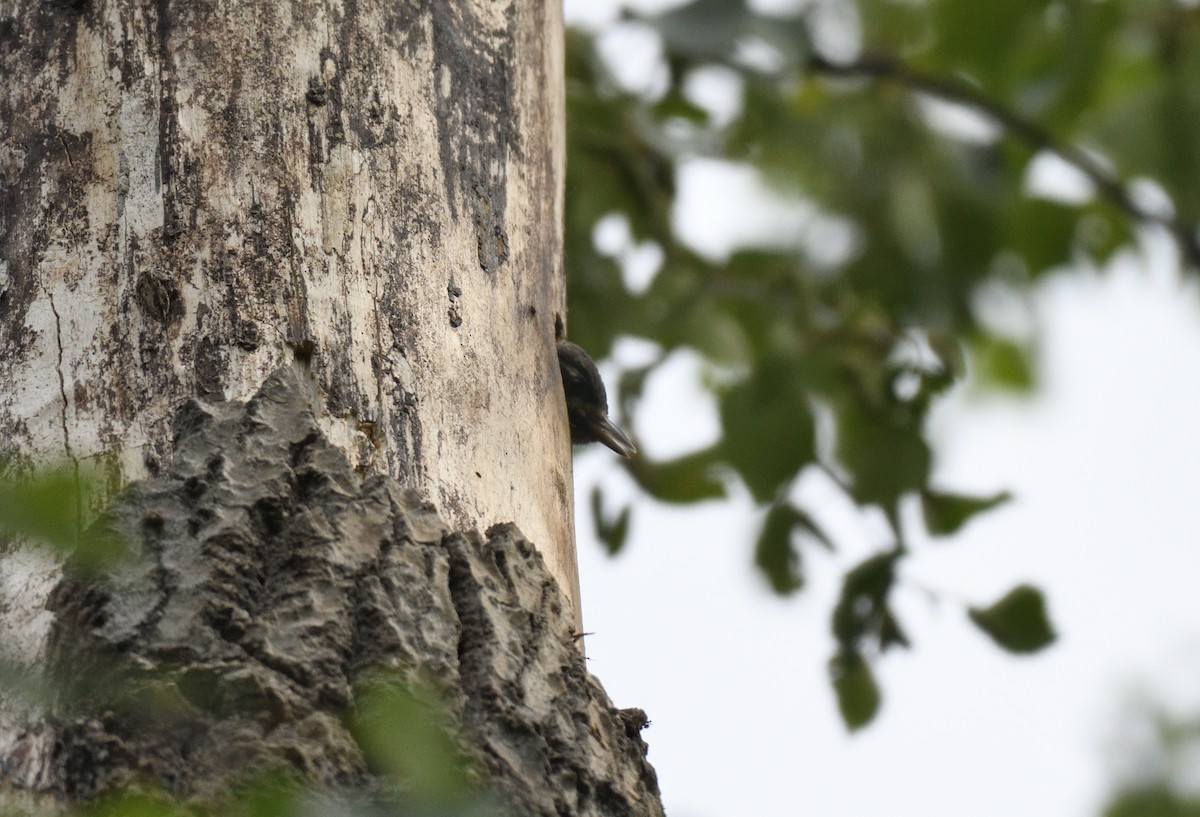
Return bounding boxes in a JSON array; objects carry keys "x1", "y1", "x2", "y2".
[{"x1": 564, "y1": 2, "x2": 1200, "y2": 815}]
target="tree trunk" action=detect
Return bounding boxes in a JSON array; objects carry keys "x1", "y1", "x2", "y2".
[
  {"x1": 0, "y1": 0, "x2": 579, "y2": 609},
  {"x1": 0, "y1": 0, "x2": 660, "y2": 813}
]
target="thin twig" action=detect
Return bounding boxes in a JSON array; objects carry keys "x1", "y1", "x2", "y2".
[{"x1": 808, "y1": 52, "x2": 1200, "y2": 270}]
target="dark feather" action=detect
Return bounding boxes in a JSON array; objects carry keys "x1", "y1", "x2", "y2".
[{"x1": 557, "y1": 340, "x2": 636, "y2": 457}]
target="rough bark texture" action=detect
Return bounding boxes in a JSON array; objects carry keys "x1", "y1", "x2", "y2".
[
  {"x1": 3, "y1": 368, "x2": 662, "y2": 815},
  {"x1": 0, "y1": 0, "x2": 580, "y2": 669}
]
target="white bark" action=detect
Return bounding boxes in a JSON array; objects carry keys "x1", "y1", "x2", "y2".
[
  {"x1": 0, "y1": 3, "x2": 601, "y2": 805},
  {"x1": 0, "y1": 0, "x2": 577, "y2": 677}
]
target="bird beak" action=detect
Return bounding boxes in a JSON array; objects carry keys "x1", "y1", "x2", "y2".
[{"x1": 588, "y1": 416, "x2": 637, "y2": 458}]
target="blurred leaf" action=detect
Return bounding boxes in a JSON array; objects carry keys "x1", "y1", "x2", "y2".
[
  {"x1": 0, "y1": 466, "x2": 129, "y2": 570},
  {"x1": 921, "y1": 489, "x2": 1013, "y2": 537},
  {"x1": 856, "y1": 0, "x2": 930, "y2": 53},
  {"x1": 719, "y1": 361, "x2": 815, "y2": 502},
  {"x1": 927, "y1": 330, "x2": 966, "y2": 380},
  {"x1": 228, "y1": 771, "x2": 305, "y2": 817},
  {"x1": 794, "y1": 506, "x2": 834, "y2": 551},
  {"x1": 754, "y1": 503, "x2": 804, "y2": 594},
  {"x1": 969, "y1": 333, "x2": 1035, "y2": 392},
  {"x1": 878, "y1": 607, "x2": 911, "y2": 651},
  {"x1": 1033, "y1": 1, "x2": 1122, "y2": 130},
  {"x1": 0, "y1": 466, "x2": 82, "y2": 549},
  {"x1": 830, "y1": 651, "x2": 882, "y2": 731},
  {"x1": 1104, "y1": 788, "x2": 1200, "y2": 817},
  {"x1": 968, "y1": 584, "x2": 1056, "y2": 654},
  {"x1": 1009, "y1": 197, "x2": 1081, "y2": 273},
  {"x1": 673, "y1": 298, "x2": 754, "y2": 366},
  {"x1": 654, "y1": 90, "x2": 709, "y2": 124},
  {"x1": 642, "y1": 0, "x2": 752, "y2": 62},
  {"x1": 71, "y1": 522, "x2": 131, "y2": 573},
  {"x1": 1084, "y1": 10, "x2": 1200, "y2": 221},
  {"x1": 591, "y1": 486, "x2": 632, "y2": 555},
  {"x1": 928, "y1": 0, "x2": 1052, "y2": 93},
  {"x1": 832, "y1": 552, "x2": 901, "y2": 652},
  {"x1": 837, "y1": 404, "x2": 931, "y2": 507},
  {"x1": 80, "y1": 790, "x2": 185, "y2": 817},
  {"x1": 1075, "y1": 203, "x2": 1134, "y2": 265},
  {"x1": 350, "y1": 675, "x2": 474, "y2": 808},
  {"x1": 626, "y1": 447, "x2": 725, "y2": 504}
]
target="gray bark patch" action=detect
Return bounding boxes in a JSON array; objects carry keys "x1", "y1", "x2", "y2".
[{"x1": 36, "y1": 366, "x2": 661, "y2": 816}]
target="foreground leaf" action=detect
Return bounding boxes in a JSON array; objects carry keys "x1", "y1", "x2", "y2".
[
  {"x1": 968, "y1": 584, "x2": 1056, "y2": 654},
  {"x1": 591, "y1": 487, "x2": 632, "y2": 555},
  {"x1": 922, "y1": 490, "x2": 1013, "y2": 537},
  {"x1": 625, "y1": 448, "x2": 725, "y2": 504},
  {"x1": 830, "y1": 652, "x2": 882, "y2": 731},
  {"x1": 0, "y1": 467, "x2": 81, "y2": 549},
  {"x1": 754, "y1": 504, "x2": 805, "y2": 594}
]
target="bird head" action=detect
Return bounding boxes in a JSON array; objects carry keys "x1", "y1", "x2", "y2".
[{"x1": 557, "y1": 340, "x2": 637, "y2": 458}]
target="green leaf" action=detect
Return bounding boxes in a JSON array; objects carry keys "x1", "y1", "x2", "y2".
[
  {"x1": 794, "y1": 507, "x2": 834, "y2": 551},
  {"x1": 350, "y1": 675, "x2": 474, "y2": 806},
  {"x1": 830, "y1": 651, "x2": 882, "y2": 731},
  {"x1": 927, "y1": 330, "x2": 966, "y2": 380},
  {"x1": 1032, "y1": 2, "x2": 1123, "y2": 130},
  {"x1": 80, "y1": 790, "x2": 184, "y2": 817},
  {"x1": 230, "y1": 771, "x2": 305, "y2": 817},
  {"x1": 1084, "y1": 15, "x2": 1200, "y2": 221},
  {"x1": 878, "y1": 607, "x2": 911, "y2": 651},
  {"x1": 832, "y1": 552, "x2": 901, "y2": 651},
  {"x1": 643, "y1": 0, "x2": 752, "y2": 62},
  {"x1": 591, "y1": 487, "x2": 632, "y2": 556},
  {"x1": 1102, "y1": 787, "x2": 1200, "y2": 817},
  {"x1": 1074, "y1": 203, "x2": 1134, "y2": 265},
  {"x1": 968, "y1": 584, "x2": 1056, "y2": 654},
  {"x1": 928, "y1": 0, "x2": 1052, "y2": 93},
  {"x1": 654, "y1": 91, "x2": 709, "y2": 125},
  {"x1": 1009, "y1": 198, "x2": 1081, "y2": 274},
  {"x1": 921, "y1": 489, "x2": 1012, "y2": 537},
  {"x1": 969, "y1": 334, "x2": 1035, "y2": 392},
  {"x1": 719, "y1": 361, "x2": 816, "y2": 502},
  {"x1": 0, "y1": 467, "x2": 82, "y2": 549},
  {"x1": 625, "y1": 447, "x2": 725, "y2": 504},
  {"x1": 837, "y1": 405, "x2": 932, "y2": 507},
  {"x1": 754, "y1": 503, "x2": 804, "y2": 594},
  {"x1": 856, "y1": 0, "x2": 930, "y2": 53}
]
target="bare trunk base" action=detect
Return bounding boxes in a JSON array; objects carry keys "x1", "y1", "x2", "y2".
[{"x1": 1, "y1": 366, "x2": 661, "y2": 817}]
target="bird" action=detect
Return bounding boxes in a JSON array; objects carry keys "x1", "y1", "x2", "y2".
[{"x1": 557, "y1": 340, "x2": 636, "y2": 457}]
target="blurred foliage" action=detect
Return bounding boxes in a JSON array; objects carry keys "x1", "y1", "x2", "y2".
[
  {"x1": 0, "y1": 465, "x2": 82, "y2": 548},
  {"x1": 921, "y1": 489, "x2": 1012, "y2": 537},
  {"x1": 0, "y1": 462, "x2": 129, "y2": 571},
  {"x1": 1100, "y1": 699, "x2": 1200, "y2": 817},
  {"x1": 565, "y1": 0, "x2": 1199, "y2": 727},
  {"x1": 349, "y1": 672, "x2": 482, "y2": 812},
  {"x1": 829, "y1": 650, "x2": 880, "y2": 732},
  {"x1": 1106, "y1": 791, "x2": 1200, "y2": 817}
]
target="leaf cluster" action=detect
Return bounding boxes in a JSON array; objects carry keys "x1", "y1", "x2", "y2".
[{"x1": 565, "y1": 0, "x2": 1192, "y2": 727}]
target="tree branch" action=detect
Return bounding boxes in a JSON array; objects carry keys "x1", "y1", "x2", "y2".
[{"x1": 808, "y1": 52, "x2": 1200, "y2": 270}]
